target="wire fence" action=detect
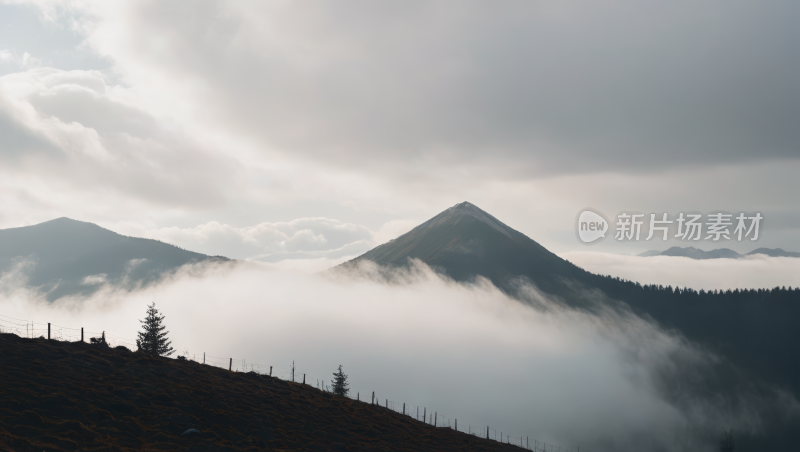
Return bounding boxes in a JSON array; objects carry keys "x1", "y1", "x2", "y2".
[
  {"x1": 333, "y1": 393, "x2": 585, "y2": 451},
  {"x1": 0, "y1": 314, "x2": 136, "y2": 350},
  {"x1": 0, "y1": 312, "x2": 588, "y2": 452}
]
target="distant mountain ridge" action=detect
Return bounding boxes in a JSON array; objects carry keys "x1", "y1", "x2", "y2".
[
  {"x1": 638, "y1": 246, "x2": 800, "y2": 259},
  {"x1": 0, "y1": 217, "x2": 231, "y2": 300}
]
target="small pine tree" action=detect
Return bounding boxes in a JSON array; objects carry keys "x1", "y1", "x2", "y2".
[
  {"x1": 136, "y1": 302, "x2": 174, "y2": 357},
  {"x1": 331, "y1": 365, "x2": 349, "y2": 397},
  {"x1": 719, "y1": 429, "x2": 734, "y2": 452}
]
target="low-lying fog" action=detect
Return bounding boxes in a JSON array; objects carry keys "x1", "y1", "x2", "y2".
[
  {"x1": 1, "y1": 259, "x2": 796, "y2": 452},
  {"x1": 560, "y1": 252, "x2": 800, "y2": 290}
]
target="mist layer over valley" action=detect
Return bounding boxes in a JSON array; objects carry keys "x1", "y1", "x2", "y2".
[
  {"x1": 561, "y1": 251, "x2": 800, "y2": 291},
  {"x1": 1, "y1": 259, "x2": 795, "y2": 452}
]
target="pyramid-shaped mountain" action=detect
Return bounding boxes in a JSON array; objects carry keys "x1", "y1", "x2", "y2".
[
  {"x1": 339, "y1": 202, "x2": 586, "y2": 296},
  {"x1": 0, "y1": 218, "x2": 229, "y2": 300}
]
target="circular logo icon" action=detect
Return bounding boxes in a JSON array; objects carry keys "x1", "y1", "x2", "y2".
[{"x1": 575, "y1": 208, "x2": 609, "y2": 245}]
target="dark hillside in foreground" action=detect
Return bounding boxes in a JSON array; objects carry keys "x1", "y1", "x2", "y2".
[
  {"x1": 0, "y1": 218, "x2": 231, "y2": 300},
  {"x1": 0, "y1": 333, "x2": 526, "y2": 452}
]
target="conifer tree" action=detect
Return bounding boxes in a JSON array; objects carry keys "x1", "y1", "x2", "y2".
[
  {"x1": 719, "y1": 429, "x2": 734, "y2": 452},
  {"x1": 136, "y1": 302, "x2": 174, "y2": 357},
  {"x1": 331, "y1": 365, "x2": 349, "y2": 397}
]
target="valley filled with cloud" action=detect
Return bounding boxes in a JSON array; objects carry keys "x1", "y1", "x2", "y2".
[{"x1": 3, "y1": 260, "x2": 794, "y2": 451}]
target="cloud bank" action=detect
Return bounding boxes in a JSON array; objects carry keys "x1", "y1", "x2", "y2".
[
  {"x1": 139, "y1": 218, "x2": 375, "y2": 262},
  {"x1": 561, "y1": 252, "x2": 800, "y2": 291}
]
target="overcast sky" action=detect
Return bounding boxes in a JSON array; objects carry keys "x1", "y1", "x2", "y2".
[{"x1": 1, "y1": 0, "x2": 798, "y2": 263}]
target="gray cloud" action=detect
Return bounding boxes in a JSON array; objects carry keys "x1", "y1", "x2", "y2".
[
  {"x1": 140, "y1": 217, "x2": 376, "y2": 261},
  {"x1": 80, "y1": 0, "x2": 800, "y2": 179},
  {"x1": 0, "y1": 107, "x2": 59, "y2": 159},
  {"x1": 0, "y1": 67, "x2": 243, "y2": 210},
  {"x1": 0, "y1": 3, "x2": 110, "y2": 77}
]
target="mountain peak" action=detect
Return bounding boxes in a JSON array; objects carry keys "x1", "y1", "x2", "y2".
[
  {"x1": 43, "y1": 216, "x2": 104, "y2": 227},
  {"x1": 645, "y1": 246, "x2": 743, "y2": 260},
  {"x1": 438, "y1": 202, "x2": 515, "y2": 240},
  {"x1": 336, "y1": 201, "x2": 570, "y2": 292},
  {"x1": 747, "y1": 248, "x2": 800, "y2": 258},
  {"x1": 451, "y1": 201, "x2": 477, "y2": 210}
]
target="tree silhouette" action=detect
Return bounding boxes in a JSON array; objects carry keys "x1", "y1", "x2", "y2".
[
  {"x1": 719, "y1": 429, "x2": 734, "y2": 452},
  {"x1": 331, "y1": 365, "x2": 350, "y2": 397},
  {"x1": 136, "y1": 302, "x2": 174, "y2": 357}
]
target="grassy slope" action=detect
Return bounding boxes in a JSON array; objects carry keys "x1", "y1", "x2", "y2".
[{"x1": 0, "y1": 334, "x2": 526, "y2": 452}]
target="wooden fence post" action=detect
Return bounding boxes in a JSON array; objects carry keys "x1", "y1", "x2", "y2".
[
  {"x1": 229, "y1": 358, "x2": 232, "y2": 371},
  {"x1": 403, "y1": 403, "x2": 405, "y2": 415},
  {"x1": 269, "y1": 366, "x2": 272, "y2": 376},
  {"x1": 423, "y1": 408, "x2": 426, "y2": 423},
  {"x1": 203, "y1": 352, "x2": 205, "y2": 364},
  {"x1": 81, "y1": 327, "x2": 84, "y2": 342},
  {"x1": 434, "y1": 413, "x2": 437, "y2": 427},
  {"x1": 48, "y1": 323, "x2": 50, "y2": 340},
  {"x1": 385, "y1": 399, "x2": 387, "y2": 408},
  {"x1": 455, "y1": 419, "x2": 457, "y2": 431},
  {"x1": 372, "y1": 391, "x2": 374, "y2": 404},
  {"x1": 486, "y1": 426, "x2": 489, "y2": 440}
]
